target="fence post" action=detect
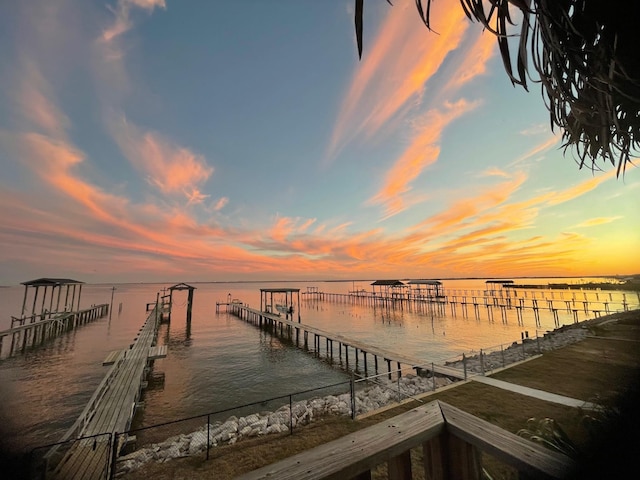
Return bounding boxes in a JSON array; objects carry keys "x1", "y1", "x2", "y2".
[
  {"x1": 480, "y1": 349, "x2": 485, "y2": 376},
  {"x1": 522, "y1": 339, "x2": 526, "y2": 359},
  {"x1": 462, "y1": 353, "x2": 467, "y2": 380},
  {"x1": 109, "y1": 432, "x2": 118, "y2": 480},
  {"x1": 206, "y1": 414, "x2": 210, "y2": 460},
  {"x1": 432, "y1": 362, "x2": 436, "y2": 391},
  {"x1": 289, "y1": 395, "x2": 293, "y2": 435},
  {"x1": 501, "y1": 344, "x2": 505, "y2": 367},
  {"x1": 350, "y1": 375, "x2": 356, "y2": 420},
  {"x1": 397, "y1": 374, "x2": 401, "y2": 402}
]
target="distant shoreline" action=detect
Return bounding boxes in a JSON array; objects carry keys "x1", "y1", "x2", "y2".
[{"x1": 2, "y1": 274, "x2": 637, "y2": 289}]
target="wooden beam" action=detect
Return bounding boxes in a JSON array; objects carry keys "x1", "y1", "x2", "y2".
[
  {"x1": 236, "y1": 402, "x2": 444, "y2": 480},
  {"x1": 439, "y1": 402, "x2": 574, "y2": 479}
]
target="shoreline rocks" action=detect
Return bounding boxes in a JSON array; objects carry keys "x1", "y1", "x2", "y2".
[{"x1": 116, "y1": 374, "x2": 451, "y2": 475}]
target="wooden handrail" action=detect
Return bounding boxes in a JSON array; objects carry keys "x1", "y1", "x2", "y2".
[
  {"x1": 236, "y1": 400, "x2": 575, "y2": 480},
  {"x1": 439, "y1": 402, "x2": 573, "y2": 479},
  {"x1": 237, "y1": 402, "x2": 444, "y2": 480}
]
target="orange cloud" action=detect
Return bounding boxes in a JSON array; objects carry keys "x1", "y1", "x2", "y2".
[
  {"x1": 443, "y1": 29, "x2": 496, "y2": 91},
  {"x1": 327, "y1": 3, "x2": 468, "y2": 159},
  {"x1": 110, "y1": 116, "x2": 213, "y2": 198},
  {"x1": 368, "y1": 99, "x2": 479, "y2": 217},
  {"x1": 547, "y1": 170, "x2": 615, "y2": 205}
]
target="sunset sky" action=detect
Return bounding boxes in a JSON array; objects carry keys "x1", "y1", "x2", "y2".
[{"x1": 1, "y1": 0, "x2": 638, "y2": 284}]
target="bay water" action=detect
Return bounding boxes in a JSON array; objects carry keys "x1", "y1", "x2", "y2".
[{"x1": 0, "y1": 278, "x2": 636, "y2": 451}]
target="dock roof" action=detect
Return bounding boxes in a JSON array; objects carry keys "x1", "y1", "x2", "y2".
[
  {"x1": 371, "y1": 280, "x2": 405, "y2": 286},
  {"x1": 21, "y1": 278, "x2": 84, "y2": 287},
  {"x1": 407, "y1": 279, "x2": 442, "y2": 285},
  {"x1": 169, "y1": 282, "x2": 197, "y2": 291},
  {"x1": 260, "y1": 288, "x2": 300, "y2": 293}
]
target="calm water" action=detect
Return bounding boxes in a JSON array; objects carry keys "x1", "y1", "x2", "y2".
[{"x1": 0, "y1": 278, "x2": 637, "y2": 450}]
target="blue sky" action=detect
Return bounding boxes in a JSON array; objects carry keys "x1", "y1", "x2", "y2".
[{"x1": 0, "y1": 0, "x2": 638, "y2": 284}]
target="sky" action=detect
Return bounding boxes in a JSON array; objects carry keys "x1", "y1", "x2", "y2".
[{"x1": 0, "y1": 0, "x2": 638, "y2": 285}]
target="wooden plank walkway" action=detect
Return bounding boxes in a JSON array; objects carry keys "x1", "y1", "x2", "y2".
[
  {"x1": 46, "y1": 305, "x2": 164, "y2": 480},
  {"x1": 230, "y1": 305, "x2": 466, "y2": 380},
  {"x1": 0, "y1": 304, "x2": 109, "y2": 358}
]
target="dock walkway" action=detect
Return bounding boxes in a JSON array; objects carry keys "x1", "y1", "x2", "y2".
[
  {"x1": 230, "y1": 304, "x2": 466, "y2": 380},
  {"x1": 44, "y1": 304, "x2": 165, "y2": 480},
  {"x1": 0, "y1": 304, "x2": 109, "y2": 358}
]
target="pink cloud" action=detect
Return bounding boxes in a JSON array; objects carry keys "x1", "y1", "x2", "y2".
[
  {"x1": 214, "y1": 197, "x2": 229, "y2": 211},
  {"x1": 110, "y1": 116, "x2": 213, "y2": 199},
  {"x1": 368, "y1": 99, "x2": 480, "y2": 217},
  {"x1": 102, "y1": 0, "x2": 166, "y2": 43}
]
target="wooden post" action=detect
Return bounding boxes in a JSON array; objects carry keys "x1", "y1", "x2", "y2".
[
  {"x1": 21, "y1": 285, "x2": 28, "y2": 317},
  {"x1": 423, "y1": 435, "x2": 447, "y2": 480},
  {"x1": 446, "y1": 433, "x2": 481, "y2": 479},
  {"x1": 186, "y1": 288, "x2": 194, "y2": 325},
  {"x1": 388, "y1": 451, "x2": 412, "y2": 479},
  {"x1": 31, "y1": 285, "x2": 39, "y2": 317}
]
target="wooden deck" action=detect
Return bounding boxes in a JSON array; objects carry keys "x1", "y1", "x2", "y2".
[
  {"x1": 45, "y1": 305, "x2": 164, "y2": 480},
  {"x1": 230, "y1": 305, "x2": 466, "y2": 380},
  {"x1": 236, "y1": 401, "x2": 573, "y2": 480}
]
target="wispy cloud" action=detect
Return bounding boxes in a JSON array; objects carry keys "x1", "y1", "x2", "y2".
[
  {"x1": 547, "y1": 170, "x2": 615, "y2": 206},
  {"x1": 574, "y1": 216, "x2": 622, "y2": 228},
  {"x1": 443, "y1": 29, "x2": 496, "y2": 91},
  {"x1": 101, "y1": 0, "x2": 166, "y2": 43},
  {"x1": 213, "y1": 197, "x2": 229, "y2": 211},
  {"x1": 109, "y1": 116, "x2": 213, "y2": 200},
  {"x1": 520, "y1": 123, "x2": 548, "y2": 136},
  {"x1": 368, "y1": 99, "x2": 480, "y2": 218},
  {"x1": 327, "y1": 3, "x2": 468, "y2": 160}
]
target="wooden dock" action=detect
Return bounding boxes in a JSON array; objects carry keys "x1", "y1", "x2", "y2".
[
  {"x1": 303, "y1": 288, "x2": 635, "y2": 328},
  {"x1": 229, "y1": 304, "x2": 465, "y2": 380},
  {"x1": 0, "y1": 304, "x2": 109, "y2": 358},
  {"x1": 43, "y1": 302, "x2": 166, "y2": 480}
]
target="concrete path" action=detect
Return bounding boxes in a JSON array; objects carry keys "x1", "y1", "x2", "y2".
[{"x1": 472, "y1": 376, "x2": 600, "y2": 410}]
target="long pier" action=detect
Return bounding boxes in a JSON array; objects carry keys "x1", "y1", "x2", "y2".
[
  {"x1": 229, "y1": 304, "x2": 465, "y2": 381},
  {"x1": 0, "y1": 304, "x2": 109, "y2": 359},
  {"x1": 302, "y1": 289, "x2": 636, "y2": 327},
  {"x1": 41, "y1": 301, "x2": 167, "y2": 480}
]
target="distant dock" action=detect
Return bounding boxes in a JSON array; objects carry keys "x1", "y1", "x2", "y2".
[
  {"x1": 302, "y1": 282, "x2": 636, "y2": 328},
  {"x1": 0, "y1": 304, "x2": 109, "y2": 358},
  {"x1": 228, "y1": 303, "x2": 465, "y2": 381}
]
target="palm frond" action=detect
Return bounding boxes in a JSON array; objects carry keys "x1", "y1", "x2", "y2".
[{"x1": 354, "y1": 0, "x2": 640, "y2": 175}]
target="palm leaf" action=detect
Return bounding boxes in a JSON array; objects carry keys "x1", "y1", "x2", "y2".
[{"x1": 353, "y1": 0, "x2": 639, "y2": 175}]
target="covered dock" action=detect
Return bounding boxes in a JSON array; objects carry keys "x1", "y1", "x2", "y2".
[
  {"x1": 260, "y1": 288, "x2": 301, "y2": 322},
  {"x1": 16, "y1": 278, "x2": 84, "y2": 326}
]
